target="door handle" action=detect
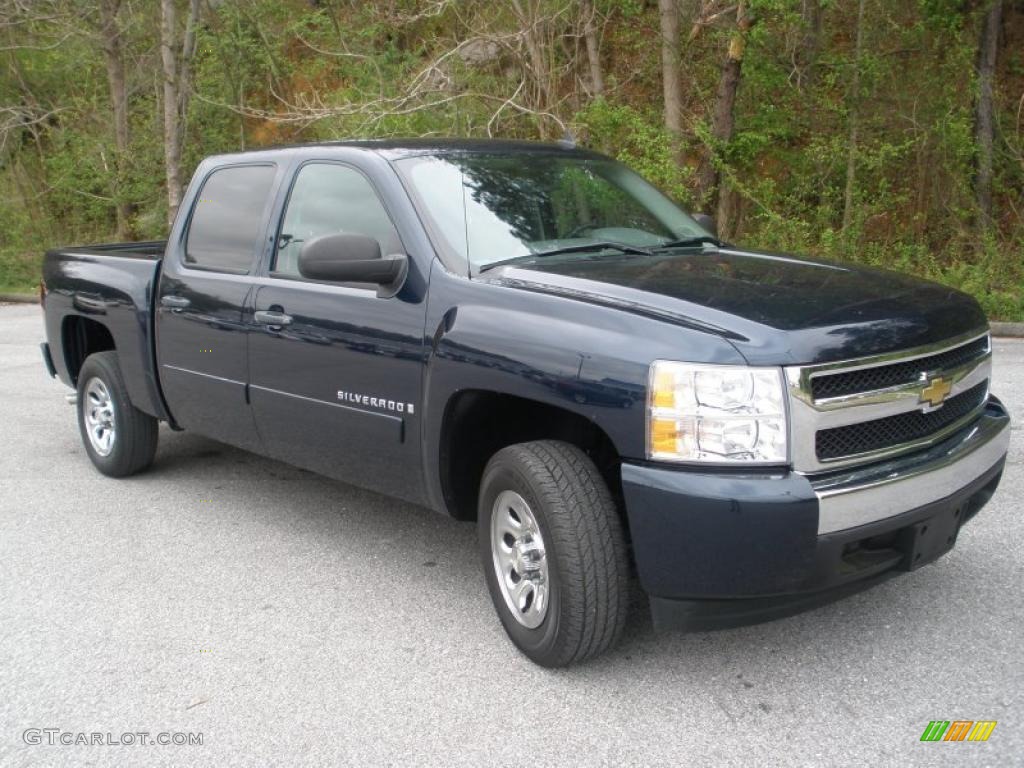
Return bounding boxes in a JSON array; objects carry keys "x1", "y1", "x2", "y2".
[
  {"x1": 254, "y1": 309, "x2": 293, "y2": 328},
  {"x1": 160, "y1": 295, "x2": 191, "y2": 310}
]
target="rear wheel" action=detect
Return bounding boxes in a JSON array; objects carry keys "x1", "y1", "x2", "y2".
[
  {"x1": 77, "y1": 351, "x2": 158, "y2": 477},
  {"x1": 478, "y1": 440, "x2": 629, "y2": 667}
]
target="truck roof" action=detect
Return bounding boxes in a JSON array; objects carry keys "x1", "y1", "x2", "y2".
[{"x1": 203, "y1": 137, "x2": 606, "y2": 164}]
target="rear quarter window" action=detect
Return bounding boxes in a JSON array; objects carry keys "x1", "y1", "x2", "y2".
[{"x1": 185, "y1": 164, "x2": 277, "y2": 272}]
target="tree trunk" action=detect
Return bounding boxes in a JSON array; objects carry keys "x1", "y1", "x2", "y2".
[
  {"x1": 580, "y1": 0, "x2": 604, "y2": 98},
  {"x1": 974, "y1": 0, "x2": 1002, "y2": 237},
  {"x1": 795, "y1": 0, "x2": 823, "y2": 90},
  {"x1": 658, "y1": 0, "x2": 682, "y2": 139},
  {"x1": 510, "y1": 0, "x2": 555, "y2": 138},
  {"x1": 159, "y1": 0, "x2": 201, "y2": 229},
  {"x1": 842, "y1": 0, "x2": 866, "y2": 232},
  {"x1": 696, "y1": 1, "x2": 752, "y2": 228},
  {"x1": 179, "y1": 0, "x2": 201, "y2": 120},
  {"x1": 99, "y1": 0, "x2": 131, "y2": 239},
  {"x1": 160, "y1": 0, "x2": 182, "y2": 229}
]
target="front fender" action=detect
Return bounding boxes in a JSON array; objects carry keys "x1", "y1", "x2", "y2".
[{"x1": 419, "y1": 264, "x2": 745, "y2": 512}]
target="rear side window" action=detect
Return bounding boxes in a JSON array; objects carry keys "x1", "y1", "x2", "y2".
[{"x1": 185, "y1": 165, "x2": 276, "y2": 272}]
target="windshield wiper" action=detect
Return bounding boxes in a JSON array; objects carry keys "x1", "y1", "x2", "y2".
[
  {"x1": 478, "y1": 241, "x2": 652, "y2": 273},
  {"x1": 653, "y1": 235, "x2": 723, "y2": 250}
]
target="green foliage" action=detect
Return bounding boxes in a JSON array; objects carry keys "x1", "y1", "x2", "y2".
[
  {"x1": 0, "y1": 198, "x2": 42, "y2": 292},
  {"x1": 0, "y1": 0, "x2": 1020, "y2": 318},
  {"x1": 575, "y1": 100, "x2": 693, "y2": 205}
]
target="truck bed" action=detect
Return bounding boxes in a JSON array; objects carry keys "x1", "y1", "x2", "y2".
[
  {"x1": 42, "y1": 241, "x2": 168, "y2": 422},
  {"x1": 51, "y1": 240, "x2": 167, "y2": 260}
]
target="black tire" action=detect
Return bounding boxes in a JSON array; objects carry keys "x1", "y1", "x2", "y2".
[
  {"x1": 76, "y1": 351, "x2": 158, "y2": 477},
  {"x1": 478, "y1": 440, "x2": 629, "y2": 667}
]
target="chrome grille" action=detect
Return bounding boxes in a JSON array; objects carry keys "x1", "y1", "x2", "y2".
[
  {"x1": 809, "y1": 336, "x2": 990, "y2": 400},
  {"x1": 815, "y1": 381, "x2": 989, "y2": 461},
  {"x1": 785, "y1": 330, "x2": 992, "y2": 472}
]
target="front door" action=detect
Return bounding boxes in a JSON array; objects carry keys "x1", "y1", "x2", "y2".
[
  {"x1": 156, "y1": 162, "x2": 279, "y2": 451},
  {"x1": 247, "y1": 161, "x2": 427, "y2": 501}
]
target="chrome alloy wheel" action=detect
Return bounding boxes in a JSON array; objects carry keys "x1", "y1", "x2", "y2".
[
  {"x1": 490, "y1": 490, "x2": 550, "y2": 629},
  {"x1": 84, "y1": 377, "x2": 116, "y2": 457}
]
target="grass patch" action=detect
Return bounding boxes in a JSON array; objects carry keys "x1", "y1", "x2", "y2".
[{"x1": 0, "y1": 250, "x2": 42, "y2": 295}]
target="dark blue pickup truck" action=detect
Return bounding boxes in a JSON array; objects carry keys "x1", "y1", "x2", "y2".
[{"x1": 41, "y1": 139, "x2": 1010, "y2": 666}]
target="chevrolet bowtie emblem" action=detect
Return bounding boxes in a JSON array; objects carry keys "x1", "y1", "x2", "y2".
[{"x1": 920, "y1": 376, "x2": 952, "y2": 408}]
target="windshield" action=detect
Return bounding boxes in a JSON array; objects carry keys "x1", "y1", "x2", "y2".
[{"x1": 395, "y1": 153, "x2": 711, "y2": 272}]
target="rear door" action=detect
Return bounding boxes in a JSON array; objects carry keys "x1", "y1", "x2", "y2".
[
  {"x1": 156, "y1": 162, "x2": 281, "y2": 451},
  {"x1": 247, "y1": 159, "x2": 428, "y2": 501}
]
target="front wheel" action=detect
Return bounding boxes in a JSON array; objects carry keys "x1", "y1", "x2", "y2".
[
  {"x1": 76, "y1": 351, "x2": 158, "y2": 477},
  {"x1": 478, "y1": 440, "x2": 629, "y2": 667}
]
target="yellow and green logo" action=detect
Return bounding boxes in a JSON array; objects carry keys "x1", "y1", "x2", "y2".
[{"x1": 920, "y1": 720, "x2": 997, "y2": 742}]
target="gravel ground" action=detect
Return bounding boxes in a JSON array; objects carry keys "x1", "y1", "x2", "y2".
[{"x1": 1, "y1": 303, "x2": 1021, "y2": 767}]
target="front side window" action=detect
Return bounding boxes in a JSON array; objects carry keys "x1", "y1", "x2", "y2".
[
  {"x1": 185, "y1": 164, "x2": 276, "y2": 272},
  {"x1": 273, "y1": 163, "x2": 402, "y2": 278},
  {"x1": 396, "y1": 153, "x2": 710, "y2": 272}
]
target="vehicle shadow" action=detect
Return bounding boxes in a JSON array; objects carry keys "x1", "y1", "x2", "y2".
[{"x1": 143, "y1": 426, "x2": 972, "y2": 676}]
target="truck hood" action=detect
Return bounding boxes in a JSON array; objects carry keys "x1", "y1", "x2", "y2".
[{"x1": 484, "y1": 247, "x2": 988, "y2": 366}]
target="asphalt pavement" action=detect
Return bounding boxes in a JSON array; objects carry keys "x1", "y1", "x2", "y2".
[{"x1": 1, "y1": 302, "x2": 1021, "y2": 767}]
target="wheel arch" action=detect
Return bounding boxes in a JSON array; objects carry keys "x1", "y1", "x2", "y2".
[
  {"x1": 437, "y1": 389, "x2": 625, "y2": 524},
  {"x1": 61, "y1": 315, "x2": 116, "y2": 385}
]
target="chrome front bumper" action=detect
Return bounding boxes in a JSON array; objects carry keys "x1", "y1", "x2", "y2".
[{"x1": 810, "y1": 400, "x2": 1011, "y2": 534}]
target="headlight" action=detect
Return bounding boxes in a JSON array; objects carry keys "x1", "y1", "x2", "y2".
[{"x1": 647, "y1": 361, "x2": 788, "y2": 464}]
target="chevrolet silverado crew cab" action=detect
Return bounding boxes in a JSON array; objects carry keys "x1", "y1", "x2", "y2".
[{"x1": 40, "y1": 139, "x2": 1010, "y2": 667}]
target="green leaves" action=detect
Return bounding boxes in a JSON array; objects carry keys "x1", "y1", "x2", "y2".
[
  {"x1": 0, "y1": 0, "x2": 1019, "y2": 316},
  {"x1": 575, "y1": 100, "x2": 694, "y2": 205}
]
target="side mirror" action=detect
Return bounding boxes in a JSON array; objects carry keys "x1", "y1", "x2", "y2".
[
  {"x1": 692, "y1": 212, "x2": 717, "y2": 239},
  {"x1": 298, "y1": 233, "x2": 407, "y2": 297}
]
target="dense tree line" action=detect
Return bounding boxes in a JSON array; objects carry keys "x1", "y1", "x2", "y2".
[{"x1": 1, "y1": 0, "x2": 1021, "y2": 318}]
